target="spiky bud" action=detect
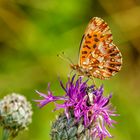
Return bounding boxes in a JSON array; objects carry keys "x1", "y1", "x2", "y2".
[
  {"x1": 0, "y1": 93, "x2": 33, "y2": 137},
  {"x1": 51, "y1": 110, "x2": 93, "y2": 140}
]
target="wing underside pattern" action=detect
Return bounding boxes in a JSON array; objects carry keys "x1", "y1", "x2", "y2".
[{"x1": 78, "y1": 17, "x2": 122, "y2": 79}]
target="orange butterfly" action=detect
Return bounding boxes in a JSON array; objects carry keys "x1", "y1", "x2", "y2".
[{"x1": 70, "y1": 17, "x2": 122, "y2": 80}]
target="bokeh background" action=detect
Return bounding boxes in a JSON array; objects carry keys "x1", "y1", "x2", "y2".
[{"x1": 0, "y1": 0, "x2": 140, "y2": 140}]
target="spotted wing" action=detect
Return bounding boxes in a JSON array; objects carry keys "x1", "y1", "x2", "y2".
[{"x1": 78, "y1": 17, "x2": 122, "y2": 79}]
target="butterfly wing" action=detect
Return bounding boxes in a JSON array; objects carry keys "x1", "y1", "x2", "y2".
[{"x1": 78, "y1": 17, "x2": 122, "y2": 79}]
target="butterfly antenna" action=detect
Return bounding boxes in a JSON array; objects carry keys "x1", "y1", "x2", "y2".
[{"x1": 57, "y1": 52, "x2": 74, "y2": 65}]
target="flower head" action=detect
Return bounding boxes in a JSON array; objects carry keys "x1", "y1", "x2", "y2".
[
  {"x1": 35, "y1": 75, "x2": 118, "y2": 140},
  {"x1": 0, "y1": 93, "x2": 33, "y2": 137}
]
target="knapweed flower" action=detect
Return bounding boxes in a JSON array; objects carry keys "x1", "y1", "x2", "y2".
[
  {"x1": 0, "y1": 93, "x2": 33, "y2": 139},
  {"x1": 35, "y1": 75, "x2": 118, "y2": 140}
]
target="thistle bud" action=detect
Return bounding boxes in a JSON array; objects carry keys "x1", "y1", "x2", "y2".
[{"x1": 0, "y1": 93, "x2": 33, "y2": 138}]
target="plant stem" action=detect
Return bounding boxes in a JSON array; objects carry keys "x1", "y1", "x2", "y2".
[{"x1": 2, "y1": 129, "x2": 10, "y2": 140}]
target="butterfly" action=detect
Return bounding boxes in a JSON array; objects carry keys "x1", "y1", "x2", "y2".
[{"x1": 70, "y1": 17, "x2": 122, "y2": 80}]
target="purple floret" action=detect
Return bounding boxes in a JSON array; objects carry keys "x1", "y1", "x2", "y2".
[{"x1": 35, "y1": 74, "x2": 118, "y2": 140}]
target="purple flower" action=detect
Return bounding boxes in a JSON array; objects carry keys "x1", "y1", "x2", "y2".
[{"x1": 35, "y1": 74, "x2": 118, "y2": 140}]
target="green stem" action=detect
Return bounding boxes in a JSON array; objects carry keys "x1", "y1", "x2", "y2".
[{"x1": 2, "y1": 129, "x2": 10, "y2": 140}]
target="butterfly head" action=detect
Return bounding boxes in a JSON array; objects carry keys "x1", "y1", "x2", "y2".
[
  {"x1": 70, "y1": 64, "x2": 91, "y2": 77},
  {"x1": 70, "y1": 64, "x2": 79, "y2": 70},
  {"x1": 70, "y1": 64, "x2": 85, "y2": 75}
]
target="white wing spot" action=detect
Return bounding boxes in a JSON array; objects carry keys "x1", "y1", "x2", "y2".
[
  {"x1": 89, "y1": 67, "x2": 93, "y2": 70},
  {"x1": 99, "y1": 65, "x2": 103, "y2": 69},
  {"x1": 98, "y1": 42, "x2": 106, "y2": 54},
  {"x1": 97, "y1": 57, "x2": 104, "y2": 62},
  {"x1": 83, "y1": 58, "x2": 89, "y2": 65},
  {"x1": 91, "y1": 51, "x2": 98, "y2": 58}
]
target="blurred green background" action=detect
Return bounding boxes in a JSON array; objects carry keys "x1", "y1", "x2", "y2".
[{"x1": 0, "y1": 0, "x2": 140, "y2": 140}]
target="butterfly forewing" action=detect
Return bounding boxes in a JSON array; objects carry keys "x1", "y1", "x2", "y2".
[{"x1": 78, "y1": 17, "x2": 122, "y2": 79}]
